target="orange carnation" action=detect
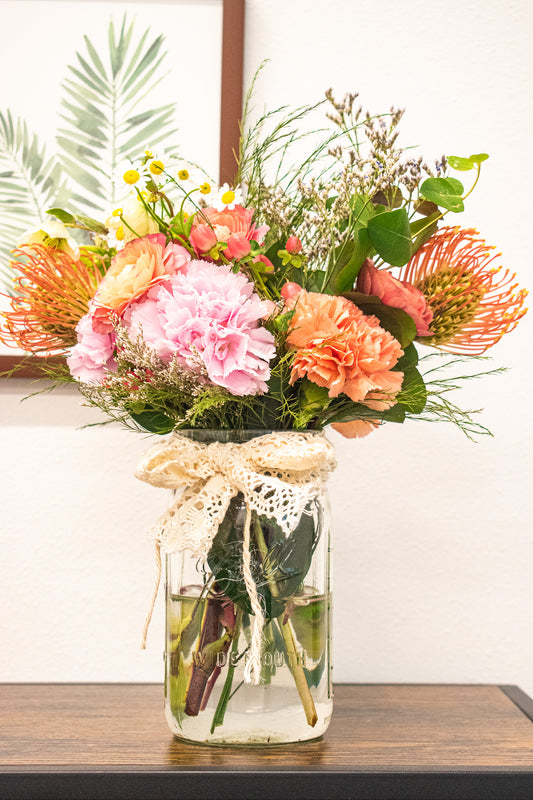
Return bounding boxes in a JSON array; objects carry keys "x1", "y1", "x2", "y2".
[{"x1": 282, "y1": 286, "x2": 404, "y2": 410}]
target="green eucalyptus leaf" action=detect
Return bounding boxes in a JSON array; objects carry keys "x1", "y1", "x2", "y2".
[
  {"x1": 410, "y1": 210, "x2": 441, "y2": 255},
  {"x1": 326, "y1": 401, "x2": 405, "y2": 425},
  {"x1": 414, "y1": 199, "x2": 440, "y2": 216},
  {"x1": 367, "y1": 207, "x2": 412, "y2": 266},
  {"x1": 447, "y1": 155, "x2": 474, "y2": 171},
  {"x1": 469, "y1": 153, "x2": 489, "y2": 164},
  {"x1": 356, "y1": 300, "x2": 417, "y2": 348},
  {"x1": 397, "y1": 367, "x2": 427, "y2": 414},
  {"x1": 394, "y1": 342, "x2": 419, "y2": 370},
  {"x1": 332, "y1": 227, "x2": 372, "y2": 292},
  {"x1": 420, "y1": 177, "x2": 464, "y2": 213},
  {"x1": 372, "y1": 186, "x2": 404, "y2": 209},
  {"x1": 129, "y1": 408, "x2": 174, "y2": 434}
]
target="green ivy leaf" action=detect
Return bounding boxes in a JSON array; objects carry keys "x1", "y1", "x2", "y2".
[
  {"x1": 367, "y1": 207, "x2": 412, "y2": 266},
  {"x1": 420, "y1": 177, "x2": 464, "y2": 213}
]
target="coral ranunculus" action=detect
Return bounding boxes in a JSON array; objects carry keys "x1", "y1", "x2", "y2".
[
  {"x1": 193, "y1": 205, "x2": 269, "y2": 245},
  {"x1": 91, "y1": 234, "x2": 190, "y2": 333},
  {"x1": 357, "y1": 258, "x2": 433, "y2": 336},
  {"x1": 282, "y1": 285, "x2": 404, "y2": 411}
]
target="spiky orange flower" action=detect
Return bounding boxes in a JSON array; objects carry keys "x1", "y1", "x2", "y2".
[
  {"x1": 0, "y1": 245, "x2": 104, "y2": 354},
  {"x1": 400, "y1": 227, "x2": 528, "y2": 354}
]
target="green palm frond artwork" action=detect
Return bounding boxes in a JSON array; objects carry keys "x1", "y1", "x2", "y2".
[
  {"x1": 0, "y1": 111, "x2": 70, "y2": 284},
  {"x1": 0, "y1": 13, "x2": 178, "y2": 286},
  {"x1": 57, "y1": 15, "x2": 178, "y2": 213}
]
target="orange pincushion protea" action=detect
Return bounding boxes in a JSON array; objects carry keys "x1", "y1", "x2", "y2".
[
  {"x1": 0, "y1": 245, "x2": 104, "y2": 354},
  {"x1": 400, "y1": 226, "x2": 528, "y2": 354}
]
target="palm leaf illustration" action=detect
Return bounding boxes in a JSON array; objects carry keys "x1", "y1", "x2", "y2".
[
  {"x1": 57, "y1": 13, "x2": 178, "y2": 215},
  {"x1": 0, "y1": 110, "x2": 70, "y2": 285}
]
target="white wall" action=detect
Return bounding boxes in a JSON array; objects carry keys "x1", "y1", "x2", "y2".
[{"x1": 1, "y1": 0, "x2": 533, "y2": 695}]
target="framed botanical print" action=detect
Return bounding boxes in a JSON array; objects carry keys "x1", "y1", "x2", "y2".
[{"x1": 0, "y1": 0, "x2": 244, "y2": 371}]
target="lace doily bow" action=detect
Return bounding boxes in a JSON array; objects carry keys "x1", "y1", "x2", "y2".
[{"x1": 136, "y1": 431, "x2": 336, "y2": 682}]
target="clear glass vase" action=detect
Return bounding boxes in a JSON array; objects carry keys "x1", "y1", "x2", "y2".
[{"x1": 164, "y1": 429, "x2": 332, "y2": 745}]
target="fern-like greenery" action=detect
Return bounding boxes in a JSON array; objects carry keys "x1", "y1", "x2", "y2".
[
  {"x1": 56, "y1": 14, "x2": 178, "y2": 214},
  {"x1": 0, "y1": 111, "x2": 70, "y2": 283}
]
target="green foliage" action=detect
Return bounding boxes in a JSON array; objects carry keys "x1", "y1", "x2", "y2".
[
  {"x1": 367, "y1": 207, "x2": 412, "y2": 266},
  {"x1": 0, "y1": 111, "x2": 70, "y2": 282},
  {"x1": 447, "y1": 153, "x2": 489, "y2": 171},
  {"x1": 56, "y1": 14, "x2": 178, "y2": 214},
  {"x1": 207, "y1": 500, "x2": 319, "y2": 620},
  {"x1": 420, "y1": 176, "x2": 465, "y2": 213}
]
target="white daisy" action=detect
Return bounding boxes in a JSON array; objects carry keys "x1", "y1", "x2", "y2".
[{"x1": 211, "y1": 183, "x2": 244, "y2": 212}]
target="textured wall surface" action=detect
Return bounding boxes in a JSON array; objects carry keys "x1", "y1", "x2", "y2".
[{"x1": 1, "y1": 0, "x2": 532, "y2": 695}]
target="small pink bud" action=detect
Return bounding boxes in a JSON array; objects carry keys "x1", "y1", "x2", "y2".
[
  {"x1": 190, "y1": 224, "x2": 217, "y2": 253},
  {"x1": 285, "y1": 236, "x2": 302, "y2": 255},
  {"x1": 280, "y1": 281, "x2": 302, "y2": 302},
  {"x1": 225, "y1": 234, "x2": 251, "y2": 260}
]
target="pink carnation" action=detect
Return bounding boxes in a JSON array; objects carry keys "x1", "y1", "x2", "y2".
[
  {"x1": 123, "y1": 260, "x2": 276, "y2": 396},
  {"x1": 357, "y1": 258, "x2": 433, "y2": 336},
  {"x1": 67, "y1": 313, "x2": 117, "y2": 382}
]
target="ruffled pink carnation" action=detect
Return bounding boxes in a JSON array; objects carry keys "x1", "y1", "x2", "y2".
[
  {"x1": 67, "y1": 313, "x2": 117, "y2": 382},
  {"x1": 282, "y1": 283, "x2": 404, "y2": 409},
  {"x1": 123, "y1": 260, "x2": 276, "y2": 395},
  {"x1": 91, "y1": 233, "x2": 190, "y2": 333}
]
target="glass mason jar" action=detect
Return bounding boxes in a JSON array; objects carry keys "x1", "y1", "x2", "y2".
[{"x1": 164, "y1": 430, "x2": 332, "y2": 745}]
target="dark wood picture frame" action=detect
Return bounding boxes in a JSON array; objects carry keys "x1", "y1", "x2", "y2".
[{"x1": 0, "y1": 0, "x2": 245, "y2": 379}]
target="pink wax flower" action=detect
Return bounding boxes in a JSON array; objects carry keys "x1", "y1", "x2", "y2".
[
  {"x1": 357, "y1": 258, "x2": 433, "y2": 336},
  {"x1": 285, "y1": 236, "x2": 302, "y2": 255},
  {"x1": 225, "y1": 235, "x2": 251, "y2": 260},
  {"x1": 193, "y1": 205, "x2": 269, "y2": 245},
  {"x1": 281, "y1": 281, "x2": 303, "y2": 303},
  {"x1": 91, "y1": 234, "x2": 190, "y2": 333},
  {"x1": 123, "y1": 260, "x2": 276, "y2": 396},
  {"x1": 189, "y1": 224, "x2": 217, "y2": 254},
  {"x1": 67, "y1": 313, "x2": 117, "y2": 383}
]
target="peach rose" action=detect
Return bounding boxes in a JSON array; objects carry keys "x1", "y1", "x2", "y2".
[
  {"x1": 283, "y1": 286, "x2": 404, "y2": 410},
  {"x1": 357, "y1": 258, "x2": 433, "y2": 336},
  {"x1": 91, "y1": 233, "x2": 190, "y2": 332}
]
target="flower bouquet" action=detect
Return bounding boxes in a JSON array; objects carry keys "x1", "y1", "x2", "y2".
[{"x1": 1, "y1": 87, "x2": 527, "y2": 744}]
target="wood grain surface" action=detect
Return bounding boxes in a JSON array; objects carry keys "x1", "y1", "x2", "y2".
[{"x1": 1, "y1": 683, "x2": 533, "y2": 770}]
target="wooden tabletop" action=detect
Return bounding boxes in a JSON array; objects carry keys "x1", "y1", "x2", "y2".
[{"x1": 1, "y1": 683, "x2": 533, "y2": 799}]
